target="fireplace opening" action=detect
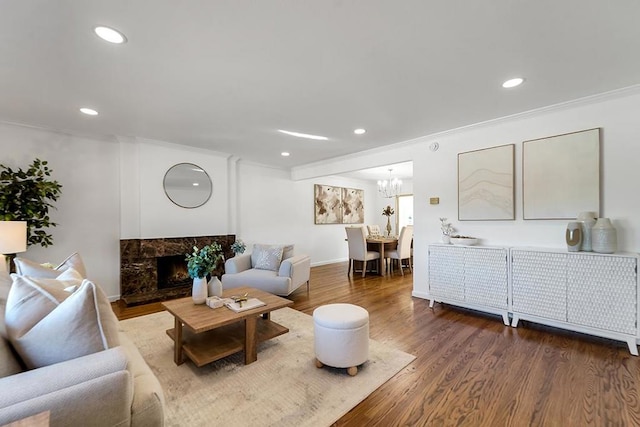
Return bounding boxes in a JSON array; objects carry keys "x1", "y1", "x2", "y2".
[{"x1": 157, "y1": 255, "x2": 191, "y2": 289}]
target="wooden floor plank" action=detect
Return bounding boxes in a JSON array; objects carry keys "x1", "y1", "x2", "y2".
[{"x1": 113, "y1": 262, "x2": 640, "y2": 426}]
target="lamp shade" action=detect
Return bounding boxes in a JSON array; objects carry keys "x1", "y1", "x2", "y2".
[{"x1": 0, "y1": 221, "x2": 27, "y2": 254}]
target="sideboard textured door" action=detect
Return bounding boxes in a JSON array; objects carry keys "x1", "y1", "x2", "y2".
[
  {"x1": 428, "y1": 245, "x2": 464, "y2": 301},
  {"x1": 567, "y1": 254, "x2": 637, "y2": 335},
  {"x1": 464, "y1": 247, "x2": 508, "y2": 309},
  {"x1": 511, "y1": 250, "x2": 567, "y2": 321}
]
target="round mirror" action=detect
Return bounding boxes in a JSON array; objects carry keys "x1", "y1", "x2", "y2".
[{"x1": 163, "y1": 163, "x2": 212, "y2": 208}]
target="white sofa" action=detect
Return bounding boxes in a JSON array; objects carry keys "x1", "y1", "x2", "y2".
[
  {"x1": 0, "y1": 270, "x2": 165, "y2": 426},
  {"x1": 222, "y1": 245, "x2": 310, "y2": 296}
]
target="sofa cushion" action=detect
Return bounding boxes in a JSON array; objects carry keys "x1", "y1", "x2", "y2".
[
  {"x1": 5, "y1": 277, "x2": 120, "y2": 369},
  {"x1": 13, "y1": 252, "x2": 87, "y2": 279},
  {"x1": 251, "y1": 244, "x2": 284, "y2": 271}
]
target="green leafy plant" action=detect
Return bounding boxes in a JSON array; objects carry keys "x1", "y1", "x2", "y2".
[
  {"x1": 0, "y1": 159, "x2": 63, "y2": 247},
  {"x1": 230, "y1": 239, "x2": 246, "y2": 255},
  {"x1": 185, "y1": 243, "x2": 224, "y2": 279}
]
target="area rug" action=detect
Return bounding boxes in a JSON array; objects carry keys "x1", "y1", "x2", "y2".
[{"x1": 120, "y1": 307, "x2": 415, "y2": 427}]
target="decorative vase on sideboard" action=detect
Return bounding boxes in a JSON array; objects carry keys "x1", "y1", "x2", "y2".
[
  {"x1": 577, "y1": 211, "x2": 597, "y2": 252},
  {"x1": 208, "y1": 275, "x2": 223, "y2": 297},
  {"x1": 565, "y1": 222, "x2": 582, "y2": 252},
  {"x1": 591, "y1": 218, "x2": 617, "y2": 254},
  {"x1": 192, "y1": 277, "x2": 208, "y2": 304},
  {"x1": 386, "y1": 217, "x2": 392, "y2": 237}
]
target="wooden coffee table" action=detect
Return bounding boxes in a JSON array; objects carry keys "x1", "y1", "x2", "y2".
[{"x1": 161, "y1": 286, "x2": 293, "y2": 367}]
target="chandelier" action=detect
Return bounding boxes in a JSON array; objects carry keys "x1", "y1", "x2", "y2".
[{"x1": 377, "y1": 169, "x2": 402, "y2": 198}]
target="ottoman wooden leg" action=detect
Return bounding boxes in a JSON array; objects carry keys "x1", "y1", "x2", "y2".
[
  {"x1": 347, "y1": 366, "x2": 358, "y2": 376},
  {"x1": 315, "y1": 358, "x2": 324, "y2": 368}
]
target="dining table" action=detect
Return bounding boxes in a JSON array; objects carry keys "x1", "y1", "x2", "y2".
[{"x1": 366, "y1": 236, "x2": 398, "y2": 275}]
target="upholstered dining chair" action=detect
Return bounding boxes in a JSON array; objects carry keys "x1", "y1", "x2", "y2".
[
  {"x1": 366, "y1": 224, "x2": 381, "y2": 237},
  {"x1": 345, "y1": 227, "x2": 380, "y2": 277},
  {"x1": 387, "y1": 225, "x2": 413, "y2": 275}
]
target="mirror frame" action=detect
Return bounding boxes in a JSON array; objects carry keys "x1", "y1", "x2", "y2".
[{"x1": 163, "y1": 162, "x2": 213, "y2": 209}]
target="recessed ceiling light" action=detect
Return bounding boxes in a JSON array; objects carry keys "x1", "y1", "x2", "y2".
[
  {"x1": 94, "y1": 26, "x2": 127, "y2": 44},
  {"x1": 278, "y1": 130, "x2": 328, "y2": 140},
  {"x1": 502, "y1": 77, "x2": 525, "y2": 88},
  {"x1": 354, "y1": 128, "x2": 366, "y2": 135},
  {"x1": 281, "y1": 152, "x2": 291, "y2": 157},
  {"x1": 80, "y1": 107, "x2": 98, "y2": 116},
  {"x1": 192, "y1": 182, "x2": 200, "y2": 186}
]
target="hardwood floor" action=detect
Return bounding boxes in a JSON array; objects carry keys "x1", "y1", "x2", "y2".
[{"x1": 113, "y1": 262, "x2": 640, "y2": 426}]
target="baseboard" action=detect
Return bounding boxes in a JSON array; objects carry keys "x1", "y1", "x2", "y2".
[{"x1": 311, "y1": 258, "x2": 348, "y2": 267}]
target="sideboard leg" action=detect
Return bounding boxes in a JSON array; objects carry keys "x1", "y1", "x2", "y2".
[
  {"x1": 511, "y1": 315, "x2": 520, "y2": 328},
  {"x1": 627, "y1": 339, "x2": 639, "y2": 356},
  {"x1": 429, "y1": 299, "x2": 435, "y2": 308},
  {"x1": 501, "y1": 312, "x2": 509, "y2": 326}
]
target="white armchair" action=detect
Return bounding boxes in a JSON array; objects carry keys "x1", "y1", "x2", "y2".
[{"x1": 221, "y1": 245, "x2": 310, "y2": 296}]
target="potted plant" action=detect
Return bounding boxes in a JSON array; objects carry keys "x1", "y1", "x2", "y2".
[
  {"x1": 382, "y1": 205, "x2": 395, "y2": 237},
  {"x1": 230, "y1": 239, "x2": 246, "y2": 255},
  {"x1": 439, "y1": 218, "x2": 455, "y2": 244},
  {"x1": 185, "y1": 242, "x2": 224, "y2": 303},
  {"x1": 0, "y1": 158, "x2": 62, "y2": 248}
]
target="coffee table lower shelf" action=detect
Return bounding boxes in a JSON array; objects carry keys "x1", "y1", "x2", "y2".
[{"x1": 166, "y1": 317, "x2": 289, "y2": 367}]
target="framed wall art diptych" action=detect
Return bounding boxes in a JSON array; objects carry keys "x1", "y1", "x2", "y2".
[
  {"x1": 313, "y1": 184, "x2": 364, "y2": 224},
  {"x1": 458, "y1": 144, "x2": 515, "y2": 221},
  {"x1": 522, "y1": 128, "x2": 600, "y2": 220}
]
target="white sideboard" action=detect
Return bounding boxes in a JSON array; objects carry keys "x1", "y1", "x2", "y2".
[
  {"x1": 428, "y1": 244, "x2": 639, "y2": 355},
  {"x1": 511, "y1": 248, "x2": 638, "y2": 356},
  {"x1": 428, "y1": 244, "x2": 509, "y2": 325}
]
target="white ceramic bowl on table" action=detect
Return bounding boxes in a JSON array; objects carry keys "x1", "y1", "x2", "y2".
[{"x1": 450, "y1": 237, "x2": 478, "y2": 246}]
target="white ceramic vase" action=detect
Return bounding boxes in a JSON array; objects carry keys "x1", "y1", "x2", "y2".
[
  {"x1": 577, "y1": 211, "x2": 597, "y2": 252},
  {"x1": 208, "y1": 275, "x2": 223, "y2": 297},
  {"x1": 565, "y1": 221, "x2": 582, "y2": 252},
  {"x1": 441, "y1": 235, "x2": 451, "y2": 244},
  {"x1": 591, "y1": 218, "x2": 617, "y2": 254},
  {"x1": 192, "y1": 277, "x2": 208, "y2": 304}
]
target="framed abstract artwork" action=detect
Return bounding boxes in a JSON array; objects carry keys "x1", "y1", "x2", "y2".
[
  {"x1": 313, "y1": 184, "x2": 364, "y2": 224},
  {"x1": 523, "y1": 128, "x2": 600, "y2": 219},
  {"x1": 458, "y1": 144, "x2": 515, "y2": 220},
  {"x1": 341, "y1": 187, "x2": 364, "y2": 224},
  {"x1": 314, "y1": 184, "x2": 342, "y2": 224}
]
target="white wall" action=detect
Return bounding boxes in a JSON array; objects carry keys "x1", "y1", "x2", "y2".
[
  {"x1": 0, "y1": 123, "x2": 121, "y2": 298},
  {"x1": 293, "y1": 88, "x2": 640, "y2": 300},
  {"x1": 120, "y1": 138, "x2": 232, "y2": 239},
  {"x1": 237, "y1": 162, "x2": 377, "y2": 265}
]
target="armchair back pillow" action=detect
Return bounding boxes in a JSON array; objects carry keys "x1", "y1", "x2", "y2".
[
  {"x1": 251, "y1": 244, "x2": 284, "y2": 271},
  {"x1": 14, "y1": 252, "x2": 87, "y2": 279}
]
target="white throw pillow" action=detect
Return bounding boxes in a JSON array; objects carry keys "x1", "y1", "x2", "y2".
[
  {"x1": 13, "y1": 252, "x2": 87, "y2": 279},
  {"x1": 5, "y1": 276, "x2": 119, "y2": 369},
  {"x1": 251, "y1": 244, "x2": 284, "y2": 271}
]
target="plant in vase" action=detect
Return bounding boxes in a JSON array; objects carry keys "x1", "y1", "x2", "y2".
[
  {"x1": 382, "y1": 205, "x2": 395, "y2": 237},
  {"x1": 439, "y1": 217, "x2": 455, "y2": 244},
  {"x1": 230, "y1": 239, "x2": 246, "y2": 256},
  {"x1": 185, "y1": 242, "x2": 224, "y2": 303}
]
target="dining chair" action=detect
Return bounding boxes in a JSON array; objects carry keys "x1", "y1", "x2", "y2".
[
  {"x1": 366, "y1": 224, "x2": 381, "y2": 237},
  {"x1": 387, "y1": 225, "x2": 413, "y2": 275},
  {"x1": 345, "y1": 227, "x2": 380, "y2": 277}
]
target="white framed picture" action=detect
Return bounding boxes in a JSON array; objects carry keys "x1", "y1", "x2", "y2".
[
  {"x1": 458, "y1": 144, "x2": 515, "y2": 221},
  {"x1": 523, "y1": 128, "x2": 600, "y2": 220}
]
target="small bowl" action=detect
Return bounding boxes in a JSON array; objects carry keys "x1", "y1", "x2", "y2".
[{"x1": 450, "y1": 237, "x2": 478, "y2": 246}]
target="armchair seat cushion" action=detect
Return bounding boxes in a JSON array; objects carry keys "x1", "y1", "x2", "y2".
[{"x1": 222, "y1": 248, "x2": 310, "y2": 296}]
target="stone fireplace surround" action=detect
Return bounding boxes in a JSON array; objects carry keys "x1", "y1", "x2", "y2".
[{"x1": 120, "y1": 235, "x2": 236, "y2": 306}]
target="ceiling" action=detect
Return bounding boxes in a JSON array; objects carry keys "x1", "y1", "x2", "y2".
[{"x1": 2, "y1": 1, "x2": 640, "y2": 172}]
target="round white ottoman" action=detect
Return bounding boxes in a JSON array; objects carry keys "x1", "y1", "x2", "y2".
[{"x1": 313, "y1": 303, "x2": 369, "y2": 376}]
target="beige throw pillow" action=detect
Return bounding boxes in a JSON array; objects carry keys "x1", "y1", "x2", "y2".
[
  {"x1": 251, "y1": 244, "x2": 284, "y2": 271},
  {"x1": 5, "y1": 276, "x2": 119, "y2": 369},
  {"x1": 14, "y1": 252, "x2": 87, "y2": 279}
]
